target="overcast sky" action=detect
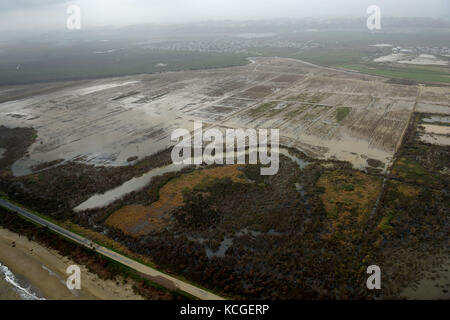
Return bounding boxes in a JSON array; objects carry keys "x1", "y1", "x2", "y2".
[{"x1": 0, "y1": 0, "x2": 449, "y2": 31}]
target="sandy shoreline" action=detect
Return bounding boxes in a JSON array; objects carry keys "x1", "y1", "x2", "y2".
[{"x1": 0, "y1": 227, "x2": 144, "y2": 300}]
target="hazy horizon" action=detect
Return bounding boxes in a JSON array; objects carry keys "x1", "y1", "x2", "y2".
[{"x1": 0, "y1": 0, "x2": 449, "y2": 32}]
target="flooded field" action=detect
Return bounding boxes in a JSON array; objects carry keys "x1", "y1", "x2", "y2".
[
  {"x1": 417, "y1": 111, "x2": 450, "y2": 147},
  {"x1": 401, "y1": 255, "x2": 450, "y2": 300},
  {"x1": 1, "y1": 57, "x2": 444, "y2": 179},
  {"x1": 422, "y1": 115, "x2": 450, "y2": 124},
  {"x1": 421, "y1": 124, "x2": 450, "y2": 135},
  {"x1": 419, "y1": 134, "x2": 450, "y2": 146},
  {"x1": 0, "y1": 56, "x2": 448, "y2": 300}
]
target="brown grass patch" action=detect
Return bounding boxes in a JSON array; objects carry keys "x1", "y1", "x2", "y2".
[
  {"x1": 396, "y1": 183, "x2": 421, "y2": 198},
  {"x1": 317, "y1": 170, "x2": 383, "y2": 245},
  {"x1": 106, "y1": 165, "x2": 246, "y2": 235},
  {"x1": 317, "y1": 170, "x2": 382, "y2": 219}
]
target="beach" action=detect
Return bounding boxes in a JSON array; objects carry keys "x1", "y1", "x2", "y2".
[{"x1": 0, "y1": 227, "x2": 144, "y2": 300}]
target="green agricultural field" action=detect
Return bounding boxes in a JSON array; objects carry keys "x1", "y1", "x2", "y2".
[{"x1": 340, "y1": 64, "x2": 450, "y2": 84}]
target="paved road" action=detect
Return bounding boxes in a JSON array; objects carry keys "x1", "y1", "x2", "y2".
[{"x1": 0, "y1": 199, "x2": 224, "y2": 300}]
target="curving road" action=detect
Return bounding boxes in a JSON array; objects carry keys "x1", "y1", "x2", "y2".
[{"x1": 0, "y1": 199, "x2": 224, "y2": 300}]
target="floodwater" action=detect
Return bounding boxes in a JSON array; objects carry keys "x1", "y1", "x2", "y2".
[
  {"x1": 419, "y1": 133, "x2": 450, "y2": 146},
  {"x1": 206, "y1": 237, "x2": 234, "y2": 259},
  {"x1": 1, "y1": 92, "x2": 191, "y2": 177},
  {"x1": 74, "y1": 148, "x2": 304, "y2": 212},
  {"x1": 298, "y1": 132, "x2": 392, "y2": 171},
  {"x1": 401, "y1": 255, "x2": 450, "y2": 300},
  {"x1": 418, "y1": 123, "x2": 450, "y2": 146},
  {"x1": 0, "y1": 262, "x2": 45, "y2": 300},
  {"x1": 205, "y1": 228, "x2": 273, "y2": 259},
  {"x1": 74, "y1": 162, "x2": 191, "y2": 212},
  {"x1": 279, "y1": 148, "x2": 309, "y2": 169},
  {"x1": 0, "y1": 57, "x2": 427, "y2": 179},
  {"x1": 421, "y1": 124, "x2": 450, "y2": 135},
  {"x1": 422, "y1": 115, "x2": 450, "y2": 124}
]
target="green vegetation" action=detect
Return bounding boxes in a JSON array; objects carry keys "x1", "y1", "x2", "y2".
[
  {"x1": 284, "y1": 103, "x2": 311, "y2": 118},
  {"x1": 317, "y1": 169, "x2": 382, "y2": 219},
  {"x1": 378, "y1": 209, "x2": 397, "y2": 233},
  {"x1": 247, "y1": 102, "x2": 273, "y2": 116},
  {"x1": 247, "y1": 102, "x2": 281, "y2": 117},
  {"x1": 392, "y1": 157, "x2": 433, "y2": 185},
  {"x1": 341, "y1": 184, "x2": 355, "y2": 192},
  {"x1": 336, "y1": 107, "x2": 352, "y2": 122},
  {"x1": 287, "y1": 93, "x2": 327, "y2": 104},
  {"x1": 340, "y1": 64, "x2": 450, "y2": 84},
  {"x1": 278, "y1": 31, "x2": 450, "y2": 84},
  {"x1": 2, "y1": 30, "x2": 450, "y2": 85}
]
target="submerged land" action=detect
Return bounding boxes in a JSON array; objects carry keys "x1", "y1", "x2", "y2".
[{"x1": 0, "y1": 21, "x2": 449, "y2": 299}]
